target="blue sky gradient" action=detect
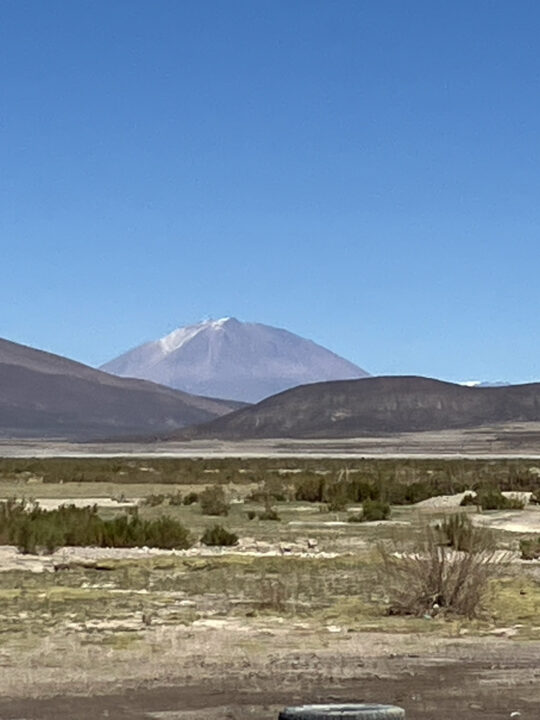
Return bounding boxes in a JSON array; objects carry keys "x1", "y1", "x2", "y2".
[{"x1": 1, "y1": 0, "x2": 539, "y2": 382}]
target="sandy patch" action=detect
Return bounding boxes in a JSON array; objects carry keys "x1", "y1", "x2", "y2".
[
  {"x1": 471, "y1": 508, "x2": 540, "y2": 534},
  {"x1": 415, "y1": 491, "x2": 476, "y2": 509},
  {"x1": 0, "y1": 536, "x2": 339, "y2": 574},
  {"x1": 32, "y1": 497, "x2": 138, "y2": 510}
]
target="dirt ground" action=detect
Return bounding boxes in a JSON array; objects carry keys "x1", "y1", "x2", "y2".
[
  {"x1": 3, "y1": 421, "x2": 540, "y2": 458},
  {"x1": 0, "y1": 632, "x2": 538, "y2": 719}
]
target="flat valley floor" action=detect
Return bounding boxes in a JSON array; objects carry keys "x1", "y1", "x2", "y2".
[{"x1": 0, "y1": 441, "x2": 539, "y2": 719}]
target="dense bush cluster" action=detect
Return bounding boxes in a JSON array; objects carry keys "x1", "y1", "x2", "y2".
[
  {"x1": 0, "y1": 500, "x2": 191, "y2": 554},
  {"x1": 461, "y1": 488, "x2": 526, "y2": 510},
  {"x1": 2, "y1": 457, "x2": 539, "y2": 508},
  {"x1": 348, "y1": 498, "x2": 391, "y2": 523},
  {"x1": 292, "y1": 472, "x2": 459, "y2": 507}
]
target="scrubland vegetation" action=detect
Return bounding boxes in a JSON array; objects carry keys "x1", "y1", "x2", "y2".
[
  {"x1": 0, "y1": 454, "x2": 538, "y2": 718},
  {"x1": 2, "y1": 455, "x2": 540, "y2": 495},
  {"x1": 0, "y1": 499, "x2": 192, "y2": 553},
  {"x1": 0, "y1": 455, "x2": 538, "y2": 643}
]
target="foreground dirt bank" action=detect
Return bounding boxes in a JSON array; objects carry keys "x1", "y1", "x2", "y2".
[
  {"x1": 0, "y1": 626, "x2": 538, "y2": 719},
  {"x1": 0, "y1": 651, "x2": 538, "y2": 719}
]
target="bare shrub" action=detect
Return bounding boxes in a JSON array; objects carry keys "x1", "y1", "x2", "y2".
[{"x1": 379, "y1": 523, "x2": 507, "y2": 618}]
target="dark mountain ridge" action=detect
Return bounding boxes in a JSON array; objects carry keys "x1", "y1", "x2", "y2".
[
  {"x1": 175, "y1": 375, "x2": 540, "y2": 439},
  {"x1": 0, "y1": 337, "x2": 242, "y2": 440}
]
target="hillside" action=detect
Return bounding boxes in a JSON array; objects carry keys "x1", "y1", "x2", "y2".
[
  {"x1": 0, "y1": 338, "x2": 242, "y2": 440},
  {"x1": 176, "y1": 376, "x2": 540, "y2": 439},
  {"x1": 101, "y1": 317, "x2": 369, "y2": 402}
]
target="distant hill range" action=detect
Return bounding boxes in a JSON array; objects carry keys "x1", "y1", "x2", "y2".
[
  {"x1": 101, "y1": 317, "x2": 369, "y2": 403},
  {"x1": 0, "y1": 337, "x2": 242, "y2": 440},
  {"x1": 176, "y1": 376, "x2": 540, "y2": 439}
]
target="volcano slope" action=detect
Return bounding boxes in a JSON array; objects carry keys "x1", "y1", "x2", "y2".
[
  {"x1": 0, "y1": 337, "x2": 242, "y2": 440},
  {"x1": 176, "y1": 375, "x2": 540, "y2": 439}
]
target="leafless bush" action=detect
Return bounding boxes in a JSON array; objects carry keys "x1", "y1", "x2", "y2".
[{"x1": 379, "y1": 523, "x2": 508, "y2": 618}]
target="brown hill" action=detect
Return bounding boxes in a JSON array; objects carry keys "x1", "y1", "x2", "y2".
[
  {"x1": 176, "y1": 376, "x2": 540, "y2": 439},
  {"x1": 0, "y1": 338, "x2": 242, "y2": 439}
]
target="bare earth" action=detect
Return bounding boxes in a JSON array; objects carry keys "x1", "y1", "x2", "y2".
[
  {"x1": 3, "y1": 421, "x2": 540, "y2": 458},
  {"x1": 0, "y1": 620, "x2": 539, "y2": 719}
]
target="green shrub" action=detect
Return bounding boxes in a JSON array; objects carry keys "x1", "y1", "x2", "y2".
[
  {"x1": 183, "y1": 492, "x2": 199, "y2": 505},
  {"x1": 199, "y1": 485, "x2": 229, "y2": 516},
  {"x1": 347, "y1": 499, "x2": 391, "y2": 523},
  {"x1": 349, "y1": 478, "x2": 380, "y2": 503},
  {"x1": 200, "y1": 524, "x2": 238, "y2": 547},
  {"x1": 519, "y1": 537, "x2": 540, "y2": 560},
  {"x1": 462, "y1": 489, "x2": 525, "y2": 511},
  {"x1": 324, "y1": 479, "x2": 349, "y2": 511},
  {"x1": 294, "y1": 474, "x2": 325, "y2": 502},
  {"x1": 361, "y1": 498, "x2": 391, "y2": 521}
]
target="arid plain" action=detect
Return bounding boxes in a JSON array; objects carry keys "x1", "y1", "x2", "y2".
[{"x1": 0, "y1": 438, "x2": 538, "y2": 719}]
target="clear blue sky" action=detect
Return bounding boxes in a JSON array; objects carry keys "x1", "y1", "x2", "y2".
[{"x1": 2, "y1": 0, "x2": 539, "y2": 383}]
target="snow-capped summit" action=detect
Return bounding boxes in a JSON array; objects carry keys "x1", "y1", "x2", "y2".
[
  {"x1": 459, "y1": 380, "x2": 511, "y2": 388},
  {"x1": 100, "y1": 317, "x2": 370, "y2": 402}
]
